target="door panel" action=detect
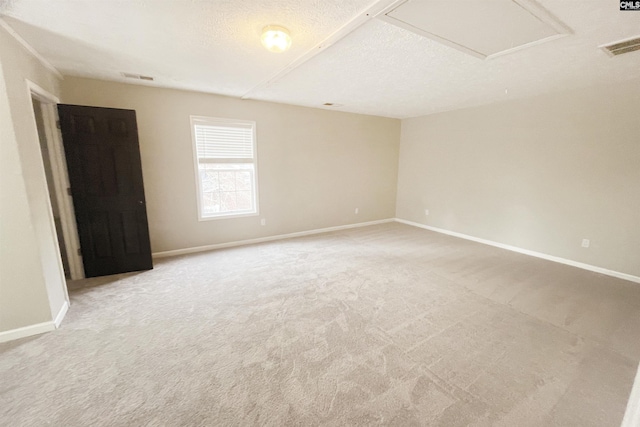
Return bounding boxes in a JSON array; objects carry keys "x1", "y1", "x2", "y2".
[{"x1": 58, "y1": 104, "x2": 153, "y2": 277}]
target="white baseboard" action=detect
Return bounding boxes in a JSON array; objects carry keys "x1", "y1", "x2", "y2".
[
  {"x1": 0, "y1": 321, "x2": 55, "y2": 344},
  {"x1": 54, "y1": 300, "x2": 69, "y2": 328},
  {"x1": 622, "y1": 363, "x2": 640, "y2": 427},
  {"x1": 0, "y1": 301, "x2": 68, "y2": 344},
  {"x1": 395, "y1": 218, "x2": 640, "y2": 284},
  {"x1": 153, "y1": 219, "x2": 395, "y2": 258}
]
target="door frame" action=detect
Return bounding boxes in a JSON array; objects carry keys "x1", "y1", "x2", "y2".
[{"x1": 26, "y1": 80, "x2": 84, "y2": 281}]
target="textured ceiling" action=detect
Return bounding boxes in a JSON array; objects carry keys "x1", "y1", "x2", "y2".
[
  {"x1": 1, "y1": 0, "x2": 639, "y2": 118},
  {"x1": 380, "y1": 0, "x2": 568, "y2": 58}
]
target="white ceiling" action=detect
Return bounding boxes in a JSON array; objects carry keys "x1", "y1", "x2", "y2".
[
  {"x1": 380, "y1": 0, "x2": 568, "y2": 58},
  {"x1": 1, "y1": 0, "x2": 639, "y2": 118}
]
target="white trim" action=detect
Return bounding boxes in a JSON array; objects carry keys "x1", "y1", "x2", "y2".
[
  {"x1": 377, "y1": 8, "x2": 486, "y2": 59},
  {"x1": 27, "y1": 80, "x2": 83, "y2": 280},
  {"x1": 622, "y1": 363, "x2": 640, "y2": 427},
  {"x1": 26, "y1": 81, "x2": 83, "y2": 285},
  {"x1": 0, "y1": 18, "x2": 63, "y2": 79},
  {"x1": 485, "y1": 34, "x2": 568, "y2": 60},
  {"x1": 53, "y1": 300, "x2": 69, "y2": 328},
  {"x1": 41, "y1": 102, "x2": 84, "y2": 280},
  {"x1": 26, "y1": 80, "x2": 60, "y2": 103},
  {"x1": 40, "y1": 102, "x2": 84, "y2": 280},
  {"x1": 395, "y1": 218, "x2": 640, "y2": 284},
  {"x1": 25, "y1": 83, "x2": 73, "y2": 322},
  {"x1": 513, "y1": 0, "x2": 573, "y2": 34},
  {"x1": 189, "y1": 115, "x2": 259, "y2": 221},
  {"x1": 153, "y1": 219, "x2": 394, "y2": 258},
  {"x1": 377, "y1": 0, "x2": 571, "y2": 60},
  {"x1": 0, "y1": 321, "x2": 55, "y2": 344}
]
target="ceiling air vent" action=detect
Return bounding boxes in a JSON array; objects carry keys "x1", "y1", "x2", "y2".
[
  {"x1": 601, "y1": 36, "x2": 640, "y2": 57},
  {"x1": 122, "y1": 72, "x2": 154, "y2": 81}
]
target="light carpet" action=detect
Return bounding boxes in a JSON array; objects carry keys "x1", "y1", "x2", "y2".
[{"x1": 1, "y1": 222, "x2": 639, "y2": 426}]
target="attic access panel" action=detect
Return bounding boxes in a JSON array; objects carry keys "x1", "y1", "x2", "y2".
[{"x1": 379, "y1": 0, "x2": 571, "y2": 59}]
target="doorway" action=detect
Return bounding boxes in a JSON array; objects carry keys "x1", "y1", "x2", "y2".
[
  {"x1": 32, "y1": 97, "x2": 71, "y2": 277},
  {"x1": 28, "y1": 82, "x2": 84, "y2": 282},
  {"x1": 28, "y1": 87, "x2": 153, "y2": 282}
]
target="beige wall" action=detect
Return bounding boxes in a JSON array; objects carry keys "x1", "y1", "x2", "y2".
[
  {"x1": 62, "y1": 77, "x2": 400, "y2": 253},
  {"x1": 0, "y1": 25, "x2": 65, "y2": 332},
  {"x1": 5, "y1": 27, "x2": 636, "y2": 336},
  {"x1": 397, "y1": 79, "x2": 640, "y2": 277}
]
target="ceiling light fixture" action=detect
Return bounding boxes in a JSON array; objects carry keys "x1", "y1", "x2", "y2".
[{"x1": 261, "y1": 25, "x2": 292, "y2": 53}]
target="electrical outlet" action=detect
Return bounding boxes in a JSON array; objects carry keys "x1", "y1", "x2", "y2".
[
  {"x1": 355, "y1": 208, "x2": 359, "y2": 214},
  {"x1": 261, "y1": 218, "x2": 266, "y2": 226},
  {"x1": 425, "y1": 209, "x2": 429, "y2": 216},
  {"x1": 581, "y1": 239, "x2": 590, "y2": 248}
]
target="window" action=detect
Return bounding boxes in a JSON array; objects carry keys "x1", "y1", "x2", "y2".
[{"x1": 190, "y1": 116, "x2": 258, "y2": 220}]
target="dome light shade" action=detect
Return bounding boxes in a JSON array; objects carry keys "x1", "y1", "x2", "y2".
[{"x1": 261, "y1": 25, "x2": 292, "y2": 53}]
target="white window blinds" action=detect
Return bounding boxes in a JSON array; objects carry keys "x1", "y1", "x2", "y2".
[
  {"x1": 190, "y1": 116, "x2": 258, "y2": 220},
  {"x1": 194, "y1": 123, "x2": 254, "y2": 159}
]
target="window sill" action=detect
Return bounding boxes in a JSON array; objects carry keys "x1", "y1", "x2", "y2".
[{"x1": 198, "y1": 211, "x2": 259, "y2": 222}]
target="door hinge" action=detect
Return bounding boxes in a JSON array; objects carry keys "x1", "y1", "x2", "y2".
[
  {"x1": 67, "y1": 187, "x2": 72, "y2": 196},
  {"x1": 56, "y1": 120, "x2": 61, "y2": 129},
  {"x1": 77, "y1": 248, "x2": 82, "y2": 256}
]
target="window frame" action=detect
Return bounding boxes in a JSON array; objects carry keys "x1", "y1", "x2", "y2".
[{"x1": 190, "y1": 115, "x2": 259, "y2": 221}]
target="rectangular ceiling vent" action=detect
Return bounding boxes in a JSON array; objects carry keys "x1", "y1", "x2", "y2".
[
  {"x1": 122, "y1": 72, "x2": 154, "y2": 81},
  {"x1": 601, "y1": 37, "x2": 640, "y2": 57}
]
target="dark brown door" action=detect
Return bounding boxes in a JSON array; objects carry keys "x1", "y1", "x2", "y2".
[{"x1": 58, "y1": 104, "x2": 153, "y2": 277}]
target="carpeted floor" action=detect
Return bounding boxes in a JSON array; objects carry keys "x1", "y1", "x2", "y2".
[{"x1": 1, "y1": 222, "x2": 639, "y2": 426}]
